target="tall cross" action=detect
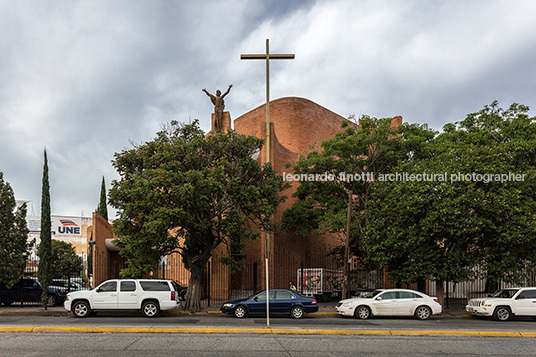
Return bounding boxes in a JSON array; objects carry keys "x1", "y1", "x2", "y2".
[{"x1": 241, "y1": 39, "x2": 294, "y2": 328}]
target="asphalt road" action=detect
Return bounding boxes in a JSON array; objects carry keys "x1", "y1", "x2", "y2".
[
  {"x1": 1, "y1": 312, "x2": 536, "y2": 332},
  {"x1": 0, "y1": 332, "x2": 535, "y2": 356}
]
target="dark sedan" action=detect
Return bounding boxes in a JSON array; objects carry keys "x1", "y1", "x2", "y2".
[{"x1": 220, "y1": 289, "x2": 318, "y2": 319}]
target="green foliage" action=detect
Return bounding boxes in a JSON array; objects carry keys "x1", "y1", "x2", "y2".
[
  {"x1": 365, "y1": 102, "x2": 536, "y2": 286},
  {"x1": 109, "y1": 120, "x2": 287, "y2": 310},
  {"x1": 0, "y1": 172, "x2": 32, "y2": 287},
  {"x1": 95, "y1": 176, "x2": 108, "y2": 220},
  {"x1": 37, "y1": 149, "x2": 53, "y2": 308},
  {"x1": 281, "y1": 116, "x2": 416, "y2": 265},
  {"x1": 50, "y1": 240, "x2": 83, "y2": 279}
]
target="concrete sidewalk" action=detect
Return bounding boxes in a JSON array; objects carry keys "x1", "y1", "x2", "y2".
[{"x1": 0, "y1": 305, "x2": 470, "y2": 318}]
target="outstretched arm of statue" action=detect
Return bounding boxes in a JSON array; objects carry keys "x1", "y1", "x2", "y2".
[{"x1": 222, "y1": 84, "x2": 232, "y2": 97}]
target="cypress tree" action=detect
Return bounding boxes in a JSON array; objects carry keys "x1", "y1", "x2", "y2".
[
  {"x1": 95, "y1": 176, "x2": 108, "y2": 220},
  {"x1": 37, "y1": 149, "x2": 53, "y2": 309}
]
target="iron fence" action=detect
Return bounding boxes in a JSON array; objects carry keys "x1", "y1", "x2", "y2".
[{"x1": 12, "y1": 253, "x2": 536, "y2": 310}]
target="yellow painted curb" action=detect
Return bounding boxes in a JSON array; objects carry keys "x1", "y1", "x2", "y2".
[{"x1": 0, "y1": 326, "x2": 535, "y2": 337}]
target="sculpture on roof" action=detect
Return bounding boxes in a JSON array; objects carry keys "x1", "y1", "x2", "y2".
[{"x1": 203, "y1": 84, "x2": 232, "y2": 134}]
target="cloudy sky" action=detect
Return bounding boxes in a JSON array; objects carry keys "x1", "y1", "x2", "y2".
[{"x1": 1, "y1": 0, "x2": 535, "y2": 218}]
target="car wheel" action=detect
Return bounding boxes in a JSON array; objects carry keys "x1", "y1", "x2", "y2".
[
  {"x1": 47, "y1": 294, "x2": 57, "y2": 307},
  {"x1": 142, "y1": 300, "x2": 160, "y2": 318},
  {"x1": 234, "y1": 305, "x2": 247, "y2": 318},
  {"x1": 290, "y1": 306, "x2": 304, "y2": 319},
  {"x1": 72, "y1": 301, "x2": 91, "y2": 318},
  {"x1": 354, "y1": 305, "x2": 371, "y2": 320},
  {"x1": 414, "y1": 305, "x2": 432, "y2": 320},
  {"x1": 493, "y1": 306, "x2": 511, "y2": 321}
]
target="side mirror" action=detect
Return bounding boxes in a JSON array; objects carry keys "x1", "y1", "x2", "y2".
[
  {"x1": 96, "y1": 288, "x2": 102, "y2": 293},
  {"x1": 375, "y1": 297, "x2": 382, "y2": 301},
  {"x1": 253, "y1": 296, "x2": 258, "y2": 301}
]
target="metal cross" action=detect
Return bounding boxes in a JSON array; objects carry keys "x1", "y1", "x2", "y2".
[{"x1": 241, "y1": 39, "x2": 294, "y2": 328}]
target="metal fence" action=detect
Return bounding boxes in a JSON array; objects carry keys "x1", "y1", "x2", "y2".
[{"x1": 13, "y1": 253, "x2": 536, "y2": 310}]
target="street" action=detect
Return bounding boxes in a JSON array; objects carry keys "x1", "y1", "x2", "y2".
[
  {"x1": 1, "y1": 311, "x2": 536, "y2": 332},
  {"x1": 1, "y1": 312, "x2": 536, "y2": 356},
  {"x1": 0, "y1": 312, "x2": 536, "y2": 331},
  {"x1": 0, "y1": 332, "x2": 536, "y2": 356}
]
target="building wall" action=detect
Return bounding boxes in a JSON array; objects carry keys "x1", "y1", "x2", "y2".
[
  {"x1": 233, "y1": 97, "x2": 351, "y2": 290},
  {"x1": 27, "y1": 214, "x2": 92, "y2": 259}
]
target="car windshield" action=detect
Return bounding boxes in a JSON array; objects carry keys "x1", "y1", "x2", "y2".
[
  {"x1": 362, "y1": 290, "x2": 383, "y2": 298},
  {"x1": 491, "y1": 289, "x2": 519, "y2": 298}
]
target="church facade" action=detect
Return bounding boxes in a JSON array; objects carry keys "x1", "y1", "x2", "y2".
[{"x1": 87, "y1": 97, "x2": 402, "y2": 301}]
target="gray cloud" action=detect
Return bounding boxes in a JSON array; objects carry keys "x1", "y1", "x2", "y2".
[{"x1": 1, "y1": 0, "x2": 535, "y2": 217}]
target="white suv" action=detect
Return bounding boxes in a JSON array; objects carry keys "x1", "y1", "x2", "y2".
[
  {"x1": 466, "y1": 287, "x2": 536, "y2": 321},
  {"x1": 64, "y1": 279, "x2": 181, "y2": 318}
]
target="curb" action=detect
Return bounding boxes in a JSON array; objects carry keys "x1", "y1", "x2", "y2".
[{"x1": 0, "y1": 326, "x2": 535, "y2": 337}]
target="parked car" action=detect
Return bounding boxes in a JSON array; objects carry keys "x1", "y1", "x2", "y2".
[
  {"x1": 466, "y1": 287, "x2": 536, "y2": 321},
  {"x1": 0, "y1": 277, "x2": 68, "y2": 306},
  {"x1": 220, "y1": 289, "x2": 319, "y2": 319},
  {"x1": 51, "y1": 279, "x2": 84, "y2": 292},
  {"x1": 336, "y1": 288, "x2": 442, "y2": 320},
  {"x1": 64, "y1": 279, "x2": 182, "y2": 318}
]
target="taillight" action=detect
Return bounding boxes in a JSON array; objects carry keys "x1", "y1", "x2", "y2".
[
  {"x1": 171, "y1": 291, "x2": 176, "y2": 301},
  {"x1": 312, "y1": 299, "x2": 317, "y2": 304},
  {"x1": 433, "y1": 298, "x2": 439, "y2": 304}
]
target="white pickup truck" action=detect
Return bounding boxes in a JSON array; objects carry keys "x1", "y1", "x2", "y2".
[
  {"x1": 466, "y1": 287, "x2": 536, "y2": 321},
  {"x1": 64, "y1": 279, "x2": 182, "y2": 318}
]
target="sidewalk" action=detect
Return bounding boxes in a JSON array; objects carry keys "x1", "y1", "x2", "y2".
[{"x1": 0, "y1": 304, "x2": 470, "y2": 318}]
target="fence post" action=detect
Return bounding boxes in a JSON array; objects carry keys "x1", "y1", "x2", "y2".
[
  {"x1": 300, "y1": 261, "x2": 304, "y2": 295},
  {"x1": 253, "y1": 262, "x2": 258, "y2": 294},
  {"x1": 207, "y1": 260, "x2": 211, "y2": 307},
  {"x1": 446, "y1": 278, "x2": 449, "y2": 310}
]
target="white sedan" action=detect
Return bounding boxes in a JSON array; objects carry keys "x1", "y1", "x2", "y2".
[{"x1": 336, "y1": 289, "x2": 442, "y2": 320}]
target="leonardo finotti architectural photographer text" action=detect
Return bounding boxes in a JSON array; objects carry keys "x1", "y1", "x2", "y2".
[{"x1": 282, "y1": 172, "x2": 526, "y2": 183}]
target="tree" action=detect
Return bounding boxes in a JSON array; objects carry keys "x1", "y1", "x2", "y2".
[
  {"x1": 0, "y1": 172, "x2": 32, "y2": 287},
  {"x1": 365, "y1": 102, "x2": 536, "y2": 306},
  {"x1": 95, "y1": 176, "x2": 108, "y2": 220},
  {"x1": 109, "y1": 120, "x2": 287, "y2": 311},
  {"x1": 281, "y1": 116, "x2": 412, "y2": 294},
  {"x1": 50, "y1": 240, "x2": 83, "y2": 279},
  {"x1": 37, "y1": 149, "x2": 53, "y2": 309}
]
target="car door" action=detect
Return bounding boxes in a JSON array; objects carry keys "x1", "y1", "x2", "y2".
[
  {"x1": 273, "y1": 290, "x2": 295, "y2": 313},
  {"x1": 118, "y1": 280, "x2": 139, "y2": 309},
  {"x1": 396, "y1": 292, "x2": 422, "y2": 316},
  {"x1": 92, "y1": 281, "x2": 118, "y2": 309},
  {"x1": 372, "y1": 291, "x2": 398, "y2": 316},
  {"x1": 23, "y1": 279, "x2": 42, "y2": 302},
  {"x1": 513, "y1": 289, "x2": 536, "y2": 316},
  {"x1": 247, "y1": 291, "x2": 276, "y2": 314}
]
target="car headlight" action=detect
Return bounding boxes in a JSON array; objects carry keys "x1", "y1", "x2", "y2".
[{"x1": 222, "y1": 303, "x2": 233, "y2": 308}]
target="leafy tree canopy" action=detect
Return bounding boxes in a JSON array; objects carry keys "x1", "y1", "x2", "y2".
[
  {"x1": 109, "y1": 120, "x2": 287, "y2": 311},
  {"x1": 282, "y1": 116, "x2": 433, "y2": 265},
  {"x1": 0, "y1": 172, "x2": 32, "y2": 287},
  {"x1": 49, "y1": 240, "x2": 83, "y2": 279},
  {"x1": 364, "y1": 102, "x2": 536, "y2": 302}
]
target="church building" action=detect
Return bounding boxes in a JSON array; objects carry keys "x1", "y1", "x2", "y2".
[{"x1": 86, "y1": 97, "x2": 402, "y2": 301}]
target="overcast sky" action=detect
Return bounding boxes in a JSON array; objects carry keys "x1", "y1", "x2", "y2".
[{"x1": 1, "y1": 0, "x2": 535, "y2": 218}]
